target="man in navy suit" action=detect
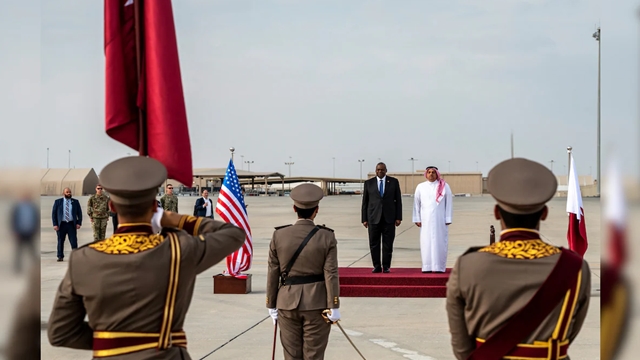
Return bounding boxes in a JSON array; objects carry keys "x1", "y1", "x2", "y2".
[
  {"x1": 51, "y1": 187, "x2": 82, "y2": 261},
  {"x1": 193, "y1": 189, "x2": 214, "y2": 218}
]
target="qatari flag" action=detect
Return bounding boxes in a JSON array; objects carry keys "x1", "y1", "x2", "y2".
[
  {"x1": 604, "y1": 157, "x2": 627, "y2": 268},
  {"x1": 566, "y1": 153, "x2": 588, "y2": 257},
  {"x1": 104, "y1": 0, "x2": 192, "y2": 185}
]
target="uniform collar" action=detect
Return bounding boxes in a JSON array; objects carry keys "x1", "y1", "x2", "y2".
[
  {"x1": 295, "y1": 219, "x2": 315, "y2": 225},
  {"x1": 116, "y1": 223, "x2": 154, "y2": 235},
  {"x1": 499, "y1": 228, "x2": 540, "y2": 242}
]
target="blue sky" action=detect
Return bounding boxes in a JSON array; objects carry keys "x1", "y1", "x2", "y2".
[{"x1": 1, "y1": 0, "x2": 638, "y2": 180}]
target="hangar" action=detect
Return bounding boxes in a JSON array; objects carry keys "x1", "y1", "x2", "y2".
[{"x1": 40, "y1": 168, "x2": 100, "y2": 196}]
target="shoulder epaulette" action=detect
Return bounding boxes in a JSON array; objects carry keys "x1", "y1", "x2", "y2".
[
  {"x1": 462, "y1": 246, "x2": 484, "y2": 255},
  {"x1": 274, "y1": 224, "x2": 292, "y2": 230},
  {"x1": 318, "y1": 224, "x2": 334, "y2": 232}
]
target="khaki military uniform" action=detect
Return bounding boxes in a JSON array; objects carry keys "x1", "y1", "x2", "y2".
[
  {"x1": 446, "y1": 232, "x2": 591, "y2": 359},
  {"x1": 266, "y1": 219, "x2": 340, "y2": 360},
  {"x1": 47, "y1": 216, "x2": 245, "y2": 359},
  {"x1": 446, "y1": 158, "x2": 591, "y2": 360},
  {"x1": 160, "y1": 193, "x2": 179, "y2": 212},
  {"x1": 88, "y1": 194, "x2": 110, "y2": 241}
]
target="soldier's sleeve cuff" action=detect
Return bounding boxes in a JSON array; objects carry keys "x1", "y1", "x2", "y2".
[{"x1": 178, "y1": 215, "x2": 205, "y2": 236}]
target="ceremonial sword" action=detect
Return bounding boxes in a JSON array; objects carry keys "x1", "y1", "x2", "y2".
[{"x1": 322, "y1": 310, "x2": 367, "y2": 360}]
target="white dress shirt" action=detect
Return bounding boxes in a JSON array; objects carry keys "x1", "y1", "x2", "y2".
[{"x1": 203, "y1": 197, "x2": 212, "y2": 217}]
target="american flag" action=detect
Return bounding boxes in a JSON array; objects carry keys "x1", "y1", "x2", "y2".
[{"x1": 215, "y1": 159, "x2": 252, "y2": 278}]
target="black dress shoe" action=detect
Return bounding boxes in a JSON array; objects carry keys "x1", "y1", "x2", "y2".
[
  {"x1": 383, "y1": 268, "x2": 390, "y2": 273},
  {"x1": 57, "y1": 258, "x2": 63, "y2": 262},
  {"x1": 372, "y1": 267, "x2": 382, "y2": 273}
]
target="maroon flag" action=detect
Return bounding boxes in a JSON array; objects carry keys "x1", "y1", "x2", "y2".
[
  {"x1": 565, "y1": 153, "x2": 588, "y2": 257},
  {"x1": 105, "y1": 0, "x2": 192, "y2": 185}
]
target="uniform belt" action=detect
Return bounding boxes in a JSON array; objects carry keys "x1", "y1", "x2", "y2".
[
  {"x1": 93, "y1": 330, "x2": 187, "y2": 358},
  {"x1": 283, "y1": 274, "x2": 324, "y2": 286},
  {"x1": 475, "y1": 338, "x2": 569, "y2": 359}
]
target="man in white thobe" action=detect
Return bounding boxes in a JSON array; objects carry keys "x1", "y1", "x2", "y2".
[{"x1": 412, "y1": 166, "x2": 453, "y2": 273}]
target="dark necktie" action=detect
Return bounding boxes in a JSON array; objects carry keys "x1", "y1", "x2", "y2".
[{"x1": 379, "y1": 179, "x2": 383, "y2": 197}]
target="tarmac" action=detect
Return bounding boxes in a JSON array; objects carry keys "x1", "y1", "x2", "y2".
[{"x1": 28, "y1": 194, "x2": 639, "y2": 359}]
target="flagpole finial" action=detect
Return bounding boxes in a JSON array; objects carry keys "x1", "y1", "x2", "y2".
[
  {"x1": 229, "y1": 147, "x2": 235, "y2": 161},
  {"x1": 567, "y1": 146, "x2": 572, "y2": 154}
]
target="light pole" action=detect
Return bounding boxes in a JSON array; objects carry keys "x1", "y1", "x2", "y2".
[
  {"x1": 409, "y1": 157, "x2": 418, "y2": 194},
  {"x1": 332, "y1": 157, "x2": 335, "y2": 178},
  {"x1": 476, "y1": 161, "x2": 479, "y2": 172},
  {"x1": 244, "y1": 160, "x2": 254, "y2": 172},
  {"x1": 68, "y1": 150, "x2": 71, "y2": 168},
  {"x1": 47, "y1": 148, "x2": 49, "y2": 168},
  {"x1": 285, "y1": 156, "x2": 294, "y2": 177},
  {"x1": 593, "y1": 27, "x2": 601, "y2": 196},
  {"x1": 241, "y1": 155, "x2": 244, "y2": 170},
  {"x1": 285, "y1": 156, "x2": 294, "y2": 190},
  {"x1": 358, "y1": 159, "x2": 365, "y2": 193},
  {"x1": 229, "y1": 147, "x2": 235, "y2": 162}
]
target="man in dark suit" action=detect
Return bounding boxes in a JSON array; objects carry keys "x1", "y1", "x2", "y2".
[
  {"x1": 361, "y1": 162, "x2": 403, "y2": 273},
  {"x1": 194, "y1": 189, "x2": 214, "y2": 218},
  {"x1": 51, "y1": 187, "x2": 82, "y2": 262}
]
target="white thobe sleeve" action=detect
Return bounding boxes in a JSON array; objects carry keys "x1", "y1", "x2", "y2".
[
  {"x1": 412, "y1": 185, "x2": 421, "y2": 223},
  {"x1": 445, "y1": 184, "x2": 453, "y2": 224}
]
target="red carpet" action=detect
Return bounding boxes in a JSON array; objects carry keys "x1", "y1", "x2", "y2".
[{"x1": 339, "y1": 267, "x2": 451, "y2": 298}]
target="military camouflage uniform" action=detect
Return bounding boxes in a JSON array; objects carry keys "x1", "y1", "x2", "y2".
[
  {"x1": 87, "y1": 194, "x2": 109, "y2": 241},
  {"x1": 160, "y1": 194, "x2": 179, "y2": 212}
]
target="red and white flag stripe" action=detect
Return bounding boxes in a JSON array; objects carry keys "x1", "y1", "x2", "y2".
[
  {"x1": 215, "y1": 171, "x2": 253, "y2": 278},
  {"x1": 604, "y1": 156, "x2": 627, "y2": 268},
  {"x1": 566, "y1": 153, "x2": 588, "y2": 257}
]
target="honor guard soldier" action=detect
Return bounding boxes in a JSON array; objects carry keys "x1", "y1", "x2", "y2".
[
  {"x1": 47, "y1": 156, "x2": 246, "y2": 359},
  {"x1": 87, "y1": 184, "x2": 110, "y2": 241},
  {"x1": 446, "y1": 158, "x2": 591, "y2": 360},
  {"x1": 266, "y1": 184, "x2": 341, "y2": 360}
]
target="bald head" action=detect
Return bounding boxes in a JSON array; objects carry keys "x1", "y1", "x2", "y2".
[{"x1": 63, "y1": 187, "x2": 72, "y2": 199}]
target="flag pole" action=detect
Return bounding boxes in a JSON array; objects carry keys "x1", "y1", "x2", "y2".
[
  {"x1": 134, "y1": 0, "x2": 148, "y2": 156},
  {"x1": 567, "y1": 146, "x2": 572, "y2": 179}
]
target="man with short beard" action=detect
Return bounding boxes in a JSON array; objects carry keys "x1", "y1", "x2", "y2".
[
  {"x1": 51, "y1": 187, "x2": 82, "y2": 262},
  {"x1": 412, "y1": 166, "x2": 453, "y2": 273}
]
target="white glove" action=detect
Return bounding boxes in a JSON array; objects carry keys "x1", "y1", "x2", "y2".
[
  {"x1": 151, "y1": 207, "x2": 164, "y2": 234},
  {"x1": 327, "y1": 308, "x2": 341, "y2": 322},
  {"x1": 268, "y1": 308, "x2": 278, "y2": 324}
]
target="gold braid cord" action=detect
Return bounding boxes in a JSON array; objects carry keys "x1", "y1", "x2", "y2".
[{"x1": 478, "y1": 239, "x2": 560, "y2": 259}]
